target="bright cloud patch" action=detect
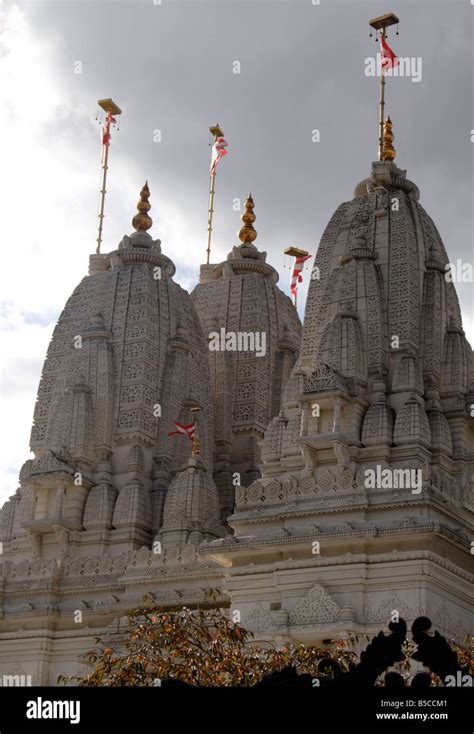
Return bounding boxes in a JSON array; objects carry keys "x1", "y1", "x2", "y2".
[{"x1": 0, "y1": 5, "x2": 217, "y2": 502}]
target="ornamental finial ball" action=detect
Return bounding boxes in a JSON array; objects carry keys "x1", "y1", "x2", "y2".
[
  {"x1": 132, "y1": 181, "x2": 153, "y2": 231},
  {"x1": 381, "y1": 116, "x2": 396, "y2": 162},
  {"x1": 238, "y1": 194, "x2": 257, "y2": 245}
]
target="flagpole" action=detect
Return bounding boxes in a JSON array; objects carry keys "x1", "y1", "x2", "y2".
[
  {"x1": 206, "y1": 124, "x2": 224, "y2": 265},
  {"x1": 369, "y1": 13, "x2": 399, "y2": 162},
  {"x1": 378, "y1": 30, "x2": 386, "y2": 161},
  {"x1": 206, "y1": 167, "x2": 217, "y2": 265},
  {"x1": 97, "y1": 141, "x2": 110, "y2": 254},
  {"x1": 96, "y1": 98, "x2": 122, "y2": 254}
]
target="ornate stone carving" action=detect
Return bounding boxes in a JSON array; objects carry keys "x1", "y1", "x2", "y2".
[
  {"x1": 304, "y1": 364, "x2": 346, "y2": 394},
  {"x1": 338, "y1": 468, "x2": 354, "y2": 490},
  {"x1": 246, "y1": 481, "x2": 263, "y2": 503},
  {"x1": 393, "y1": 395, "x2": 431, "y2": 448},
  {"x1": 264, "y1": 481, "x2": 280, "y2": 500},
  {"x1": 429, "y1": 601, "x2": 468, "y2": 643},
  {"x1": 318, "y1": 470, "x2": 336, "y2": 491},
  {"x1": 30, "y1": 448, "x2": 74, "y2": 477},
  {"x1": 299, "y1": 476, "x2": 317, "y2": 494},
  {"x1": 366, "y1": 593, "x2": 416, "y2": 624},
  {"x1": 362, "y1": 395, "x2": 393, "y2": 447},
  {"x1": 289, "y1": 584, "x2": 353, "y2": 625},
  {"x1": 245, "y1": 604, "x2": 276, "y2": 634}
]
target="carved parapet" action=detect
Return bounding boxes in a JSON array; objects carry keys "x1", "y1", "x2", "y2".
[
  {"x1": 29, "y1": 448, "x2": 75, "y2": 479},
  {"x1": 289, "y1": 584, "x2": 355, "y2": 627},
  {"x1": 303, "y1": 364, "x2": 347, "y2": 395}
]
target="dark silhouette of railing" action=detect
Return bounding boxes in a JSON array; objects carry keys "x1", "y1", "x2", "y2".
[{"x1": 255, "y1": 617, "x2": 470, "y2": 688}]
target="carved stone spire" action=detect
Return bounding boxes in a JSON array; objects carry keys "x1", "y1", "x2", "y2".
[
  {"x1": 238, "y1": 194, "x2": 257, "y2": 246},
  {"x1": 132, "y1": 181, "x2": 153, "y2": 231}
]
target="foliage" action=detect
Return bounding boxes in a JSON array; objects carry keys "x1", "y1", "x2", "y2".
[
  {"x1": 59, "y1": 604, "x2": 353, "y2": 687},
  {"x1": 58, "y1": 603, "x2": 473, "y2": 687}
]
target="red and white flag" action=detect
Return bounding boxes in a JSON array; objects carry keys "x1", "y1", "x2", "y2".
[
  {"x1": 168, "y1": 421, "x2": 196, "y2": 440},
  {"x1": 380, "y1": 35, "x2": 399, "y2": 73},
  {"x1": 102, "y1": 111, "x2": 117, "y2": 146},
  {"x1": 210, "y1": 136, "x2": 228, "y2": 174},
  {"x1": 290, "y1": 254, "x2": 311, "y2": 298}
]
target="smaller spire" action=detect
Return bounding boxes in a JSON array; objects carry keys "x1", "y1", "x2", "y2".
[
  {"x1": 238, "y1": 194, "x2": 257, "y2": 246},
  {"x1": 381, "y1": 116, "x2": 396, "y2": 162},
  {"x1": 132, "y1": 181, "x2": 153, "y2": 231}
]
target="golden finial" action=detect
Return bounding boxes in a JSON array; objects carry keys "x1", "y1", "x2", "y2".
[
  {"x1": 191, "y1": 433, "x2": 201, "y2": 457},
  {"x1": 132, "y1": 181, "x2": 153, "y2": 231},
  {"x1": 238, "y1": 193, "x2": 257, "y2": 245},
  {"x1": 381, "y1": 116, "x2": 396, "y2": 162},
  {"x1": 190, "y1": 405, "x2": 201, "y2": 457}
]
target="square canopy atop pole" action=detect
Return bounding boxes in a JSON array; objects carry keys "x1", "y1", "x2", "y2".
[
  {"x1": 284, "y1": 246, "x2": 309, "y2": 258},
  {"x1": 209, "y1": 124, "x2": 224, "y2": 137},
  {"x1": 98, "y1": 98, "x2": 122, "y2": 116},
  {"x1": 369, "y1": 12, "x2": 399, "y2": 31}
]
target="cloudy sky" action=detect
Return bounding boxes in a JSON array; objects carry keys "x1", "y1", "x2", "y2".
[{"x1": 0, "y1": 0, "x2": 472, "y2": 503}]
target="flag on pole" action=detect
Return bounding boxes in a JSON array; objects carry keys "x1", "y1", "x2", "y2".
[
  {"x1": 380, "y1": 35, "x2": 399, "y2": 73},
  {"x1": 290, "y1": 254, "x2": 311, "y2": 298},
  {"x1": 168, "y1": 421, "x2": 196, "y2": 440},
  {"x1": 102, "y1": 111, "x2": 117, "y2": 146},
  {"x1": 210, "y1": 136, "x2": 229, "y2": 174}
]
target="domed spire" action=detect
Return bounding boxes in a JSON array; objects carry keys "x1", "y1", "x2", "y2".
[
  {"x1": 132, "y1": 181, "x2": 153, "y2": 231},
  {"x1": 238, "y1": 194, "x2": 257, "y2": 246},
  {"x1": 381, "y1": 116, "x2": 396, "y2": 161}
]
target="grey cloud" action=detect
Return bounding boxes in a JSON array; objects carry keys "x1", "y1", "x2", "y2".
[{"x1": 23, "y1": 0, "x2": 473, "y2": 322}]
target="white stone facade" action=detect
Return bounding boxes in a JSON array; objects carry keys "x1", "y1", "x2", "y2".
[{"x1": 0, "y1": 165, "x2": 472, "y2": 685}]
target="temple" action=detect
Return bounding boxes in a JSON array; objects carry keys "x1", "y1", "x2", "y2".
[{"x1": 0, "y1": 122, "x2": 472, "y2": 684}]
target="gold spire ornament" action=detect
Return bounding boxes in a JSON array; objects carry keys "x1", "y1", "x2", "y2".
[
  {"x1": 190, "y1": 405, "x2": 201, "y2": 458},
  {"x1": 132, "y1": 181, "x2": 153, "y2": 231},
  {"x1": 381, "y1": 116, "x2": 396, "y2": 161},
  {"x1": 191, "y1": 433, "x2": 201, "y2": 457},
  {"x1": 238, "y1": 194, "x2": 257, "y2": 245}
]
